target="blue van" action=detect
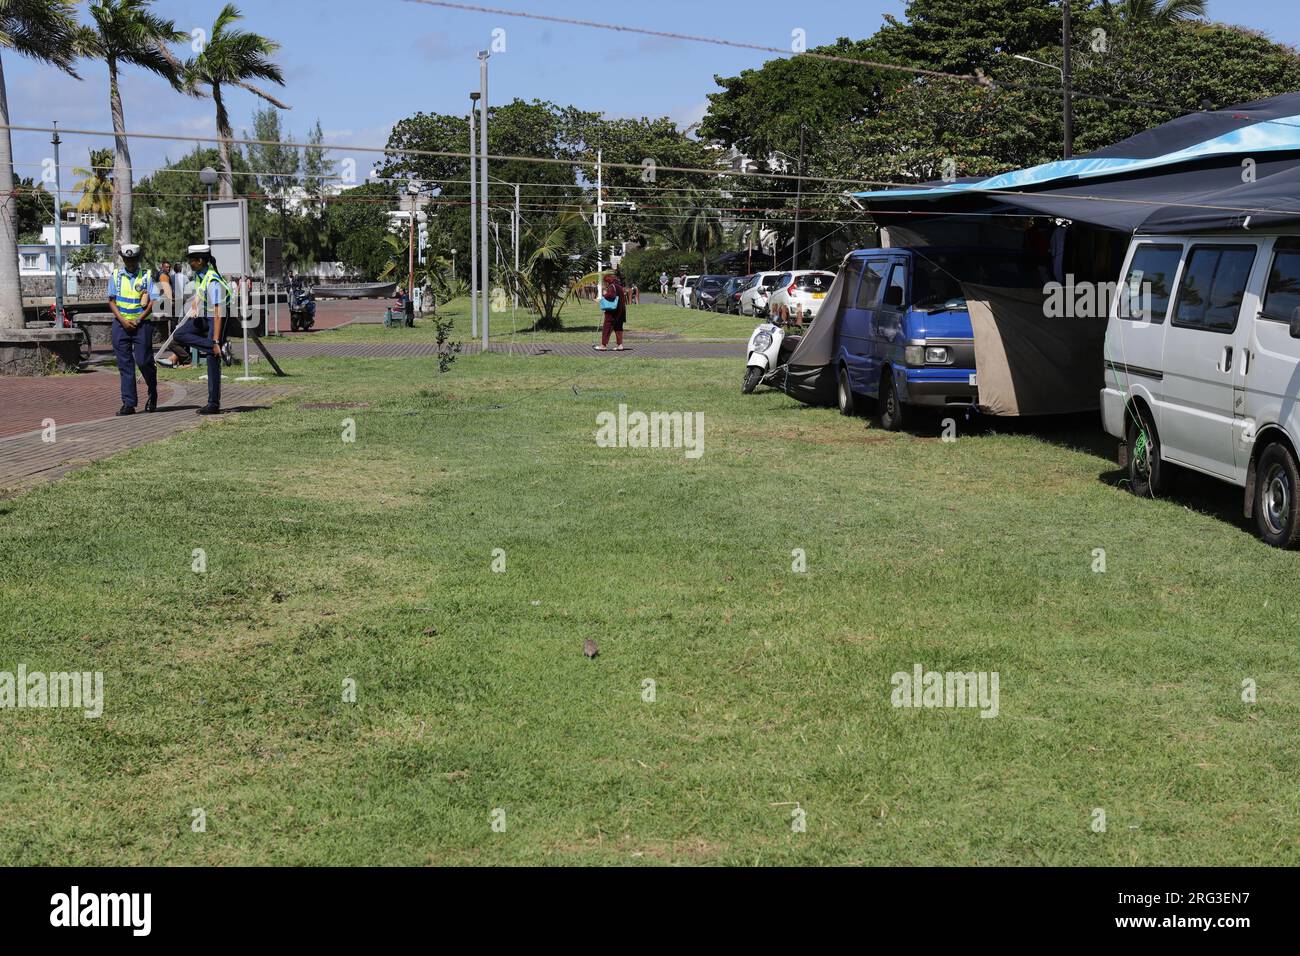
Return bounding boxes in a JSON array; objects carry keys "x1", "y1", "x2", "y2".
[{"x1": 834, "y1": 247, "x2": 1040, "y2": 428}]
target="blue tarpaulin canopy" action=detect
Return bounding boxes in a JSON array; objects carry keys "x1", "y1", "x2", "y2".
[{"x1": 855, "y1": 92, "x2": 1300, "y2": 234}]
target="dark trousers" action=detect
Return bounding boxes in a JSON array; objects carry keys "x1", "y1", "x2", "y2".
[
  {"x1": 174, "y1": 317, "x2": 221, "y2": 408},
  {"x1": 111, "y1": 319, "x2": 157, "y2": 408}
]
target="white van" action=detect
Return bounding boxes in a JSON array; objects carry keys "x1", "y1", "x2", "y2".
[{"x1": 1102, "y1": 233, "x2": 1300, "y2": 546}]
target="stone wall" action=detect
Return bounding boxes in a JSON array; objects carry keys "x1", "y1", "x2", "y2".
[{"x1": 22, "y1": 275, "x2": 111, "y2": 300}]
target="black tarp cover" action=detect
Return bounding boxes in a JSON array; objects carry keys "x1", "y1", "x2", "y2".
[{"x1": 856, "y1": 92, "x2": 1300, "y2": 235}]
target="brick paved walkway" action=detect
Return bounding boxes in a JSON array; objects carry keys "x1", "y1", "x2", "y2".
[
  {"x1": 0, "y1": 378, "x2": 278, "y2": 493},
  {"x1": 0, "y1": 371, "x2": 180, "y2": 439}
]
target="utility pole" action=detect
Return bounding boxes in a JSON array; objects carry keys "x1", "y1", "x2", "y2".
[
  {"x1": 1062, "y1": 0, "x2": 1074, "y2": 159},
  {"x1": 596, "y1": 149, "x2": 603, "y2": 277},
  {"x1": 792, "y1": 124, "x2": 804, "y2": 271},
  {"x1": 407, "y1": 184, "x2": 417, "y2": 306},
  {"x1": 469, "y1": 94, "x2": 479, "y2": 338},
  {"x1": 479, "y1": 50, "x2": 490, "y2": 351},
  {"x1": 513, "y1": 182, "x2": 519, "y2": 312},
  {"x1": 51, "y1": 122, "x2": 65, "y2": 319}
]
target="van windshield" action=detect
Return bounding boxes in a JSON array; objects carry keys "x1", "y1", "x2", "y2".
[{"x1": 912, "y1": 252, "x2": 1041, "y2": 310}]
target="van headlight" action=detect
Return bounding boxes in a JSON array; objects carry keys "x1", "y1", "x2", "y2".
[
  {"x1": 905, "y1": 344, "x2": 952, "y2": 365},
  {"x1": 752, "y1": 330, "x2": 773, "y2": 351}
]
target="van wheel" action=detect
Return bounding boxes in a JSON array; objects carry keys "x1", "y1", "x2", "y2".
[
  {"x1": 1126, "y1": 407, "x2": 1171, "y2": 498},
  {"x1": 878, "y1": 369, "x2": 905, "y2": 431},
  {"x1": 742, "y1": 365, "x2": 764, "y2": 394},
  {"x1": 1254, "y1": 444, "x2": 1300, "y2": 548},
  {"x1": 837, "y1": 365, "x2": 856, "y2": 416}
]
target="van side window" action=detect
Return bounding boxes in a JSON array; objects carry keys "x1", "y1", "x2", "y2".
[
  {"x1": 1261, "y1": 240, "x2": 1300, "y2": 322},
  {"x1": 1172, "y1": 245, "x2": 1257, "y2": 333},
  {"x1": 883, "y1": 262, "x2": 907, "y2": 309},
  {"x1": 1121, "y1": 244, "x2": 1181, "y2": 322},
  {"x1": 856, "y1": 261, "x2": 886, "y2": 308}
]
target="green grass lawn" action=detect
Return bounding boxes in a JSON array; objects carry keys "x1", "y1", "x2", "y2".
[
  {"x1": 1, "y1": 346, "x2": 1297, "y2": 865},
  {"x1": 322, "y1": 296, "x2": 755, "y2": 345}
]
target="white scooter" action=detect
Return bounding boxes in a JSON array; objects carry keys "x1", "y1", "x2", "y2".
[{"x1": 742, "y1": 315, "x2": 793, "y2": 394}]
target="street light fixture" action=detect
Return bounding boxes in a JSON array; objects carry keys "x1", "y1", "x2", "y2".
[
  {"x1": 199, "y1": 166, "x2": 218, "y2": 201},
  {"x1": 1012, "y1": 47, "x2": 1073, "y2": 158}
]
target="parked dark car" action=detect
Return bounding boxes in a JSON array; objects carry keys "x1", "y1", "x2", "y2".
[
  {"x1": 691, "y1": 274, "x2": 729, "y2": 310},
  {"x1": 713, "y1": 275, "x2": 748, "y2": 314}
]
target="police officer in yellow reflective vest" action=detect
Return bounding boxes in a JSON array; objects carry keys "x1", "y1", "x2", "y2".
[
  {"x1": 173, "y1": 244, "x2": 233, "y2": 415},
  {"x1": 108, "y1": 243, "x2": 160, "y2": 415}
]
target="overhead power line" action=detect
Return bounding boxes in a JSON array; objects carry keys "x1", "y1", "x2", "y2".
[
  {"x1": 403, "y1": 0, "x2": 1198, "y2": 113},
  {"x1": 0, "y1": 123, "x2": 881, "y2": 189}
]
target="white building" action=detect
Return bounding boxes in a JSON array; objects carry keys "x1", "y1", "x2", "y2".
[{"x1": 18, "y1": 222, "x2": 112, "y2": 280}]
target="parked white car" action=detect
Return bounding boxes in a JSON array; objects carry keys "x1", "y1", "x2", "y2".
[
  {"x1": 1103, "y1": 232, "x2": 1300, "y2": 546},
  {"x1": 675, "y1": 275, "x2": 700, "y2": 308},
  {"x1": 740, "y1": 271, "x2": 785, "y2": 316},
  {"x1": 766, "y1": 270, "x2": 836, "y2": 323}
]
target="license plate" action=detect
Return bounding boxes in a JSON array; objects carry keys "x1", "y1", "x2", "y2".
[{"x1": 812, "y1": 293, "x2": 825, "y2": 299}]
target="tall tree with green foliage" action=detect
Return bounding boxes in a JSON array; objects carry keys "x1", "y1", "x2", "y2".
[
  {"x1": 132, "y1": 145, "x2": 271, "y2": 265},
  {"x1": 72, "y1": 148, "x2": 115, "y2": 218},
  {"x1": 0, "y1": 0, "x2": 83, "y2": 329},
  {"x1": 245, "y1": 106, "x2": 299, "y2": 260},
  {"x1": 184, "y1": 3, "x2": 288, "y2": 200},
  {"x1": 297, "y1": 119, "x2": 334, "y2": 267},
  {"x1": 647, "y1": 191, "x2": 725, "y2": 273},
  {"x1": 324, "y1": 181, "x2": 398, "y2": 280},
  {"x1": 15, "y1": 177, "x2": 54, "y2": 243},
  {"x1": 81, "y1": 0, "x2": 186, "y2": 260},
  {"x1": 1099, "y1": 0, "x2": 1207, "y2": 25}
]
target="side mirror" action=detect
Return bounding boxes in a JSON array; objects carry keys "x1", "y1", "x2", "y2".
[
  {"x1": 1290, "y1": 307, "x2": 1300, "y2": 339},
  {"x1": 883, "y1": 285, "x2": 904, "y2": 309}
]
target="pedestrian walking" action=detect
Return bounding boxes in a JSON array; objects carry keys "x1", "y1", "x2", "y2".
[{"x1": 593, "y1": 273, "x2": 626, "y2": 351}]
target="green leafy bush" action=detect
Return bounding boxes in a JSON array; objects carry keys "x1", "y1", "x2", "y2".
[{"x1": 616, "y1": 249, "x2": 701, "y2": 292}]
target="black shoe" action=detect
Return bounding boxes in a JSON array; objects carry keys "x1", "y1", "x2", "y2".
[
  {"x1": 144, "y1": 394, "x2": 157, "y2": 413},
  {"x1": 197, "y1": 405, "x2": 221, "y2": 416},
  {"x1": 115, "y1": 404, "x2": 135, "y2": 416}
]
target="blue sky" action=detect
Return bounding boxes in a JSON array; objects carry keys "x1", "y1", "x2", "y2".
[{"x1": 7, "y1": 0, "x2": 1300, "y2": 184}]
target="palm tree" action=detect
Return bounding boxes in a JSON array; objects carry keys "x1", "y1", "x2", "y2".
[
  {"x1": 503, "y1": 211, "x2": 598, "y2": 331},
  {"x1": 1100, "y1": 0, "x2": 1208, "y2": 24},
  {"x1": 72, "y1": 148, "x2": 115, "y2": 219},
  {"x1": 81, "y1": 0, "x2": 186, "y2": 261},
  {"x1": 184, "y1": 4, "x2": 288, "y2": 200},
  {"x1": 0, "y1": 0, "x2": 83, "y2": 330},
  {"x1": 650, "y1": 192, "x2": 725, "y2": 273}
]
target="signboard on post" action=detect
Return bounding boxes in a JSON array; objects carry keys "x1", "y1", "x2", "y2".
[
  {"x1": 204, "y1": 198, "x2": 250, "y2": 278},
  {"x1": 263, "y1": 237, "x2": 284, "y2": 282}
]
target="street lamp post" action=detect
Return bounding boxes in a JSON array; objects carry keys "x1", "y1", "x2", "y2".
[
  {"x1": 1062, "y1": 0, "x2": 1074, "y2": 160},
  {"x1": 469, "y1": 92, "x2": 479, "y2": 338},
  {"x1": 478, "y1": 51, "x2": 490, "y2": 352},
  {"x1": 406, "y1": 181, "x2": 419, "y2": 308},
  {"x1": 1013, "y1": 51, "x2": 1073, "y2": 159},
  {"x1": 50, "y1": 122, "x2": 65, "y2": 320}
]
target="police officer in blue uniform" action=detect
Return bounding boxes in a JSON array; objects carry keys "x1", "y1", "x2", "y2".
[
  {"x1": 172, "y1": 244, "x2": 233, "y2": 415},
  {"x1": 108, "y1": 243, "x2": 160, "y2": 415}
]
